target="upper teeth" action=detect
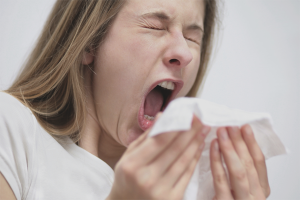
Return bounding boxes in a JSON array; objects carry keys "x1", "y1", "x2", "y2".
[{"x1": 158, "y1": 81, "x2": 175, "y2": 90}]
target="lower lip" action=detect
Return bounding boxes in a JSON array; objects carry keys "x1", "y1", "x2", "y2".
[
  {"x1": 138, "y1": 98, "x2": 154, "y2": 131},
  {"x1": 137, "y1": 80, "x2": 182, "y2": 131}
]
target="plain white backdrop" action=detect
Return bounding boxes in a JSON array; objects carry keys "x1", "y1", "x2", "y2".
[{"x1": 0, "y1": 0, "x2": 299, "y2": 199}]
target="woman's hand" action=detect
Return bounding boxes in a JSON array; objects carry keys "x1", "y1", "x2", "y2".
[
  {"x1": 107, "y1": 115, "x2": 210, "y2": 200},
  {"x1": 210, "y1": 125, "x2": 270, "y2": 200}
]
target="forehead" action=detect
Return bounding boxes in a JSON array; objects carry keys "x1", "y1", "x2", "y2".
[{"x1": 123, "y1": 0, "x2": 205, "y2": 27}]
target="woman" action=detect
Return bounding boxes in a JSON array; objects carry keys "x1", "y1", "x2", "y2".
[{"x1": 0, "y1": 0, "x2": 270, "y2": 199}]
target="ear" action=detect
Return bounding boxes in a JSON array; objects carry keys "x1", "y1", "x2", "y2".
[{"x1": 82, "y1": 49, "x2": 94, "y2": 65}]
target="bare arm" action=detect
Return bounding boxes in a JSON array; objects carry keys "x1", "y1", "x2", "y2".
[{"x1": 0, "y1": 172, "x2": 16, "y2": 200}]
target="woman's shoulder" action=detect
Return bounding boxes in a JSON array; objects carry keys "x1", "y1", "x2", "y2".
[
  {"x1": 0, "y1": 91, "x2": 37, "y2": 148},
  {"x1": 0, "y1": 91, "x2": 36, "y2": 124},
  {"x1": 0, "y1": 91, "x2": 38, "y2": 199}
]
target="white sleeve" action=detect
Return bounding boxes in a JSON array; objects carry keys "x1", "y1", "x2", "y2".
[{"x1": 0, "y1": 92, "x2": 37, "y2": 200}]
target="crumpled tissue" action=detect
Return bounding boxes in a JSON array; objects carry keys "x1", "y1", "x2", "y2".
[{"x1": 148, "y1": 97, "x2": 287, "y2": 200}]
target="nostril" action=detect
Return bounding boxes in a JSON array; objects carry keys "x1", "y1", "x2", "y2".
[{"x1": 169, "y1": 59, "x2": 180, "y2": 65}]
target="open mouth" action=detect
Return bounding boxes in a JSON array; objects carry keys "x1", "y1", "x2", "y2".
[{"x1": 138, "y1": 80, "x2": 183, "y2": 131}]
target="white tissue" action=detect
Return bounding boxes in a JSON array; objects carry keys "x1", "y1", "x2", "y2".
[{"x1": 148, "y1": 97, "x2": 287, "y2": 200}]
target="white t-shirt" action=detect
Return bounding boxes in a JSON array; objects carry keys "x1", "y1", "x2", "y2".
[{"x1": 0, "y1": 92, "x2": 114, "y2": 200}]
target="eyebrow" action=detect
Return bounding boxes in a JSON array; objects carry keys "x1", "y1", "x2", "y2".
[
  {"x1": 187, "y1": 24, "x2": 204, "y2": 33},
  {"x1": 140, "y1": 11, "x2": 204, "y2": 32},
  {"x1": 140, "y1": 11, "x2": 171, "y2": 21}
]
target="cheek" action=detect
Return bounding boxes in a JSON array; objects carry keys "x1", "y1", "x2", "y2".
[
  {"x1": 91, "y1": 28, "x2": 161, "y2": 144},
  {"x1": 94, "y1": 32, "x2": 146, "y2": 96},
  {"x1": 126, "y1": 33, "x2": 162, "y2": 68},
  {"x1": 178, "y1": 51, "x2": 201, "y2": 97}
]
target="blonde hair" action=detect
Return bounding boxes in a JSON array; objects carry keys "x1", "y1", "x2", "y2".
[{"x1": 6, "y1": 0, "x2": 218, "y2": 142}]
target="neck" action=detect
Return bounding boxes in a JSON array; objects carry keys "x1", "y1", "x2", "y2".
[
  {"x1": 79, "y1": 68, "x2": 126, "y2": 170},
  {"x1": 79, "y1": 114, "x2": 126, "y2": 170},
  {"x1": 98, "y1": 130, "x2": 126, "y2": 169}
]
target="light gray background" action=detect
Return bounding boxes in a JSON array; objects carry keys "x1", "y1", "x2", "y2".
[{"x1": 0, "y1": 0, "x2": 299, "y2": 199}]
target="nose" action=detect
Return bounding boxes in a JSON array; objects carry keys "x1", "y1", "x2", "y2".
[{"x1": 162, "y1": 32, "x2": 193, "y2": 70}]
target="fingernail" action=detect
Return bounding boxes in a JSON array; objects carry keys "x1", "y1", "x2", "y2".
[
  {"x1": 154, "y1": 112, "x2": 162, "y2": 122},
  {"x1": 155, "y1": 112, "x2": 162, "y2": 119},
  {"x1": 245, "y1": 125, "x2": 252, "y2": 135},
  {"x1": 219, "y1": 128, "x2": 228, "y2": 140},
  {"x1": 214, "y1": 141, "x2": 219, "y2": 151},
  {"x1": 229, "y1": 126, "x2": 239, "y2": 134},
  {"x1": 202, "y1": 125, "x2": 210, "y2": 136}
]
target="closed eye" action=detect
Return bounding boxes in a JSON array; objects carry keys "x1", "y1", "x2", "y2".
[
  {"x1": 185, "y1": 37, "x2": 200, "y2": 45},
  {"x1": 142, "y1": 24, "x2": 200, "y2": 45},
  {"x1": 150, "y1": 27, "x2": 163, "y2": 31},
  {"x1": 143, "y1": 25, "x2": 164, "y2": 31}
]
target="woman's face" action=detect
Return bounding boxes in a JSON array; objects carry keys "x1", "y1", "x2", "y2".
[{"x1": 91, "y1": 0, "x2": 205, "y2": 146}]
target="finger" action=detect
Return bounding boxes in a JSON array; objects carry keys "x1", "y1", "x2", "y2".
[
  {"x1": 210, "y1": 139, "x2": 233, "y2": 199},
  {"x1": 158, "y1": 123, "x2": 209, "y2": 188},
  {"x1": 128, "y1": 115, "x2": 200, "y2": 167},
  {"x1": 150, "y1": 117, "x2": 209, "y2": 178},
  {"x1": 133, "y1": 116, "x2": 204, "y2": 194},
  {"x1": 241, "y1": 125, "x2": 270, "y2": 197},
  {"x1": 170, "y1": 139, "x2": 204, "y2": 199},
  {"x1": 217, "y1": 127, "x2": 250, "y2": 199},
  {"x1": 126, "y1": 112, "x2": 163, "y2": 154},
  {"x1": 125, "y1": 130, "x2": 149, "y2": 155},
  {"x1": 227, "y1": 127, "x2": 265, "y2": 198}
]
